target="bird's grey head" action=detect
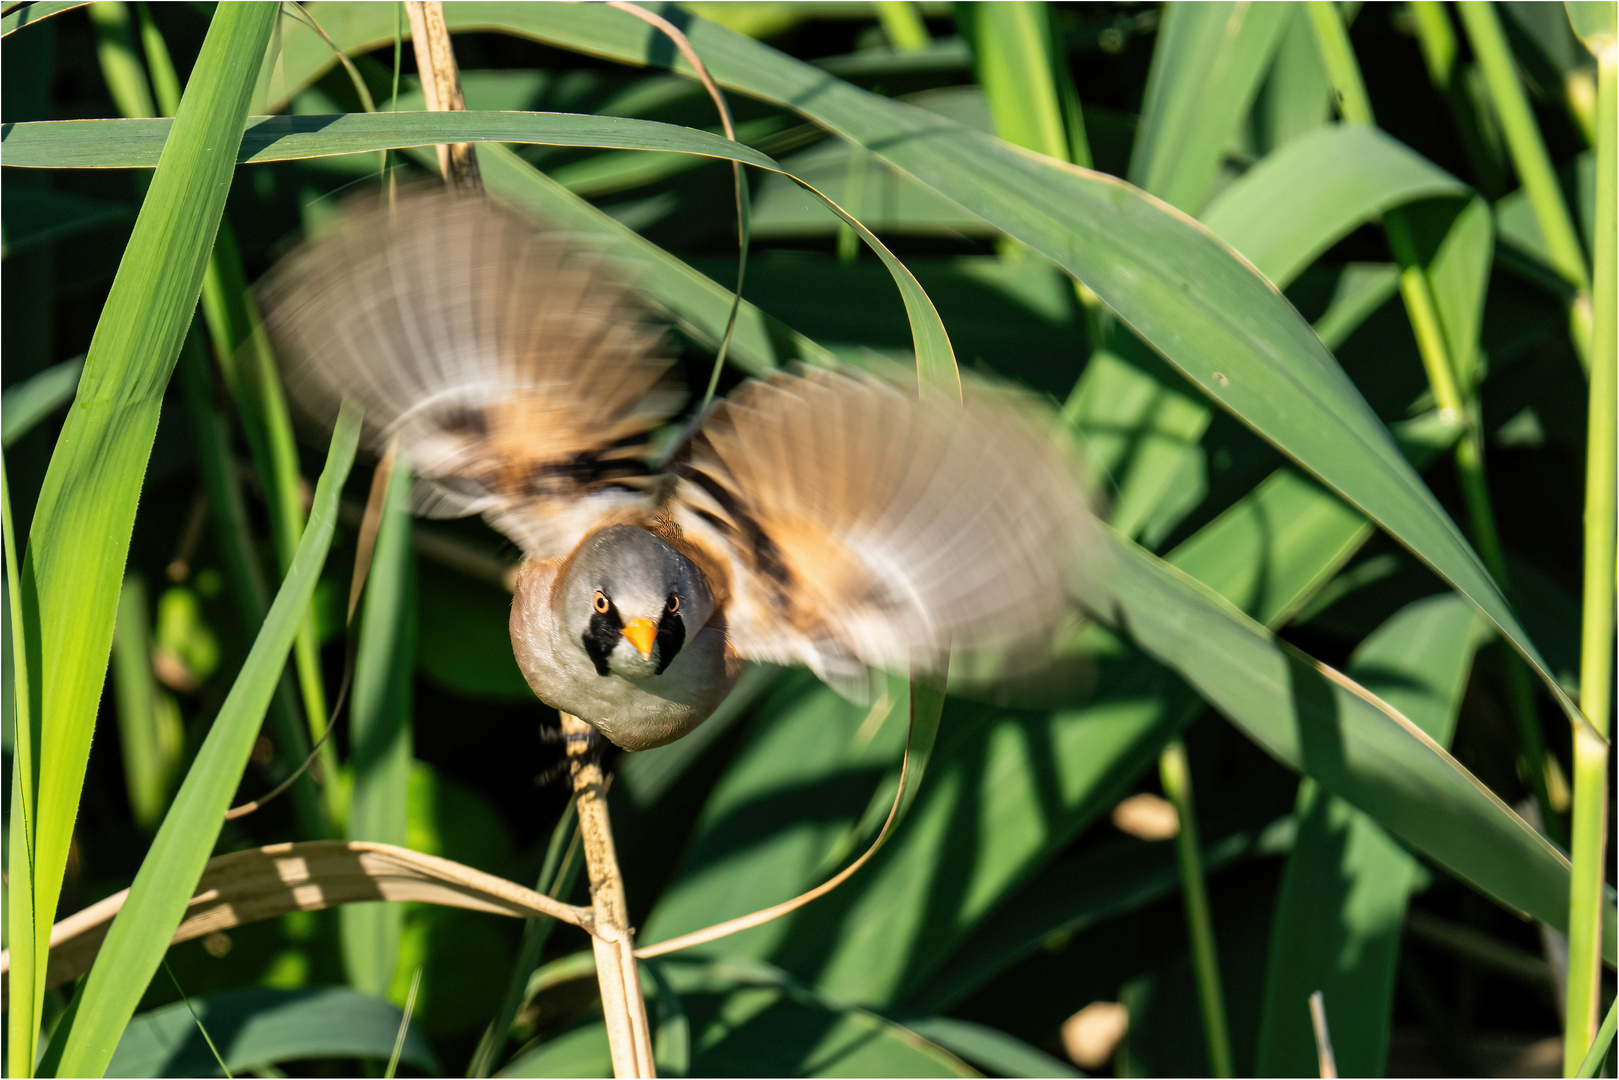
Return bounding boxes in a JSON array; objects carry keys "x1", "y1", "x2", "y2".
[{"x1": 561, "y1": 524, "x2": 714, "y2": 678}]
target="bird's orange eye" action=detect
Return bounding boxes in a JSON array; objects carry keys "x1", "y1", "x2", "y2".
[
  {"x1": 593, "y1": 591, "x2": 610, "y2": 614},
  {"x1": 667, "y1": 595, "x2": 679, "y2": 613}
]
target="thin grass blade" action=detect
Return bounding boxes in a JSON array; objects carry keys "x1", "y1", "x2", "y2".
[
  {"x1": 0, "y1": 0, "x2": 86, "y2": 38},
  {"x1": 11, "y1": 5, "x2": 276, "y2": 1076},
  {"x1": 1129, "y1": 1, "x2": 1291, "y2": 213},
  {"x1": 4, "y1": 450, "x2": 41, "y2": 1078},
  {"x1": 342, "y1": 456, "x2": 415, "y2": 998},
  {"x1": 45, "y1": 402, "x2": 359, "y2": 1079},
  {"x1": 1, "y1": 357, "x2": 84, "y2": 450}
]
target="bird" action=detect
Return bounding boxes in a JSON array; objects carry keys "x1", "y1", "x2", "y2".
[{"x1": 260, "y1": 188, "x2": 1100, "y2": 751}]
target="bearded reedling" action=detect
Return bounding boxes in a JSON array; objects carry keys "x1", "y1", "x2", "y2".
[{"x1": 261, "y1": 189, "x2": 1099, "y2": 751}]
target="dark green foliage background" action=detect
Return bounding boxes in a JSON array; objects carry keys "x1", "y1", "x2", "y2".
[{"x1": 2, "y1": 2, "x2": 1609, "y2": 1077}]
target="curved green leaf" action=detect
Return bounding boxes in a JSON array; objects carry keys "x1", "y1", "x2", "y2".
[
  {"x1": 0, "y1": 0, "x2": 87, "y2": 38},
  {"x1": 0, "y1": 107, "x2": 956, "y2": 391},
  {"x1": 1202, "y1": 123, "x2": 1469, "y2": 287},
  {"x1": 107, "y1": 986, "x2": 439, "y2": 1078}
]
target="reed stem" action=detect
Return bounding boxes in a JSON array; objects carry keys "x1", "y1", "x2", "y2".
[{"x1": 562, "y1": 713, "x2": 656, "y2": 1078}]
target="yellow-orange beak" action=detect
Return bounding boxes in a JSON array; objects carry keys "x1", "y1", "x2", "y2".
[{"x1": 621, "y1": 617, "x2": 657, "y2": 660}]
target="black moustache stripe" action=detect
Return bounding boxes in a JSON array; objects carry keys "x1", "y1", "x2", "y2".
[
  {"x1": 582, "y1": 602, "x2": 622, "y2": 677},
  {"x1": 654, "y1": 610, "x2": 685, "y2": 675}
]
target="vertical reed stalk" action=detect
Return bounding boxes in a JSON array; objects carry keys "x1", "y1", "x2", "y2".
[
  {"x1": 1310, "y1": 0, "x2": 1560, "y2": 837},
  {"x1": 1161, "y1": 739, "x2": 1233, "y2": 1077},
  {"x1": 1457, "y1": 1, "x2": 1595, "y2": 373},
  {"x1": 562, "y1": 713, "x2": 656, "y2": 1078},
  {"x1": 1566, "y1": 23, "x2": 1616, "y2": 1076}
]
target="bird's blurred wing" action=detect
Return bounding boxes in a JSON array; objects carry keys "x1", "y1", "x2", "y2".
[
  {"x1": 668, "y1": 366, "x2": 1101, "y2": 699},
  {"x1": 259, "y1": 188, "x2": 680, "y2": 559}
]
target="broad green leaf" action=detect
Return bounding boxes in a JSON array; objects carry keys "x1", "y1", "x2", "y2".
[
  {"x1": 681, "y1": 249, "x2": 1080, "y2": 385},
  {"x1": 46, "y1": 403, "x2": 359, "y2": 1079},
  {"x1": 1256, "y1": 5, "x2": 1332, "y2": 152},
  {"x1": 1065, "y1": 339, "x2": 1211, "y2": 545},
  {"x1": 342, "y1": 458, "x2": 415, "y2": 998},
  {"x1": 0, "y1": 356, "x2": 83, "y2": 449},
  {"x1": 1098, "y1": 524, "x2": 1612, "y2": 963},
  {"x1": 10, "y1": 5, "x2": 276, "y2": 1076},
  {"x1": 502, "y1": 1023, "x2": 614, "y2": 1078},
  {"x1": 903, "y1": 1016, "x2": 1081, "y2": 1078},
  {"x1": 1078, "y1": 125, "x2": 1464, "y2": 548},
  {"x1": 1165, "y1": 466, "x2": 1372, "y2": 627},
  {"x1": 746, "y1": 87, "x2": 998, "y2": 240},
  {"x1": 1256, "y1": 594, "x2": 1488, "y2": 1077},
  {"x1": 106, "y1": 986, "x2": 439, "y2": 1078},
  {"x1": 1201, "y1": 124, "x2": 1469, "y2": 288},
  {"x1": 1129, "y1": 0, "x2": 1292, "y2": 213},
  {"x1": 1424, "y1": 195, "x2": 1495, "y2": 393},
  {"x1": 538, "y1": 113, "x2": 790, "y2": 198}
]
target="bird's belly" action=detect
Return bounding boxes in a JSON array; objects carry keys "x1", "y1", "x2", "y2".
[{"x1": 517, "y1": 624, "x2": 738, "y2": 751}]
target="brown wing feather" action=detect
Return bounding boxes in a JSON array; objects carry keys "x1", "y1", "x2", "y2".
[
  {"x1": 259, "y1": 187, "x2": 681, "y2": 558},
  {"x1": 668, "y1": 365, "x2": 1100, "y2": 696}
]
